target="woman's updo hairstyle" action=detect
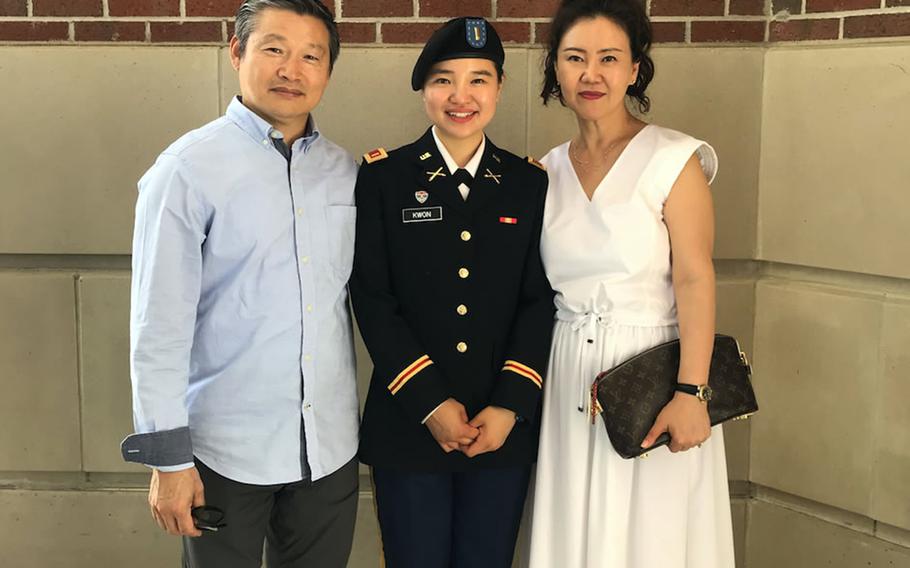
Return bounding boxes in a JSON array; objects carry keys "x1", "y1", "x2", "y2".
[{"x1": 541, "y1": 0, "x2": 655, "y2": 113}]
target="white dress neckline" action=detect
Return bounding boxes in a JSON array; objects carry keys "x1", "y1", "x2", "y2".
[{"x1": 564, "y1": 124, "x2": 655, "y2": 204}]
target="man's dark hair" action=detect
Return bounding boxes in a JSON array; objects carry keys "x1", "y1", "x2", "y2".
[
  {"x1": 541, "y1": 0, "x2": 655, "y2": 113},
  {"x1": 234, "y1": 0, "x2": 341, "y2": 71}
]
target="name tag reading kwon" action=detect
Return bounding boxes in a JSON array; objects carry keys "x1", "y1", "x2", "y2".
[{"x1": 402, "y1": 207, "x2": 443, "y2": 223}]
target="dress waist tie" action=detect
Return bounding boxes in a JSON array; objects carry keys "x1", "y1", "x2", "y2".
[{"x1": 556, "y1": 309, "x2": 616, "y2": 414}]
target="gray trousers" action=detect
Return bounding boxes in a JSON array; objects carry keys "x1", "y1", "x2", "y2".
[{"x1": 183, "y1": 457, "x2": 359, "y2": 568}]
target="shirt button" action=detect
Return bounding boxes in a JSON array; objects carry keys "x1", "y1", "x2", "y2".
[
  {"x1": 304, "y1": 403, "x2": 312, "y2": 410},
  {"x1": 262, "y1": 139, "x2": 269, "y2": 146},
  {"x1": 297, "y1": 208, "x2": 304, "y2": 216},
  {"x1": 304, "y1": 355, "x2": 312, "y2": 361},
  {"x1": 456, "y1": 342, "x2": 468, "y2": 353},
  {"x1": 301, "y1": 256, "x2": 310, "y2": 264},
  {"x1": 460, "y1": 230, "x2": 472, "y2": 242},
  {"x1": 458, "y1": 267, "x2": 470, "y2": 279},
  {"x1": 457, "y1": 304, "x2": 468, "y2": 316},
  {"x1": 306, "y1": 305, "x2": 313, "y2": 313}
]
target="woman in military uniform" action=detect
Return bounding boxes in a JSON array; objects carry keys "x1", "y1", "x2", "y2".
[{"x1": 350, "y1": 17, "x2": 555, "y2": 568}]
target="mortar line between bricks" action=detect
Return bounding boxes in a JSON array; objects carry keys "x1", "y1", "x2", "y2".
[
  {"x1": 725, "y1": 0, "x2": 731, "y2": 16},
  {"x1": 839, "y1": 17, "x2": 845, "y2": 39},
  {"x1": 102, "y1": 0, "x2": 108, "y2": 18},
  {"x1": 6, "y1": 10, "x2": 903, "y2": 25},
  {"x1": 335, "y1": 0, "x2": 341, "y2": 19},
  {"x1": 764, "y1": 8, "x2": 910, "y2": 20},
  {"x1": 413, "y1": 0, "x2": 419, "y2": 18},
  {"x1": 4, "y1": 36, "x2": 910, "y2": 46},
  {"x1": 26, "y1": 0, "x2": 32, "y2": 17},
  {"x1": 68, "y1": 21, "x2": 73, "y2": 40},
  {"x1": 0, "y1": 17, "x2": 238, "y2": 21},
  {"x1": 180, "y1": 0, "x2": 186, "y2": 18}
]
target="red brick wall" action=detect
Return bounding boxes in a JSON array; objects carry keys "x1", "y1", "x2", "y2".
[{"x1": 1, "y1": 0, "x2": 908, "y2": 44}]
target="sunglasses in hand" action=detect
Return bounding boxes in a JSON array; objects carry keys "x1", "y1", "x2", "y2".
[{"x1": 192, "y1": 506, "x2": 228, "y2": 532}]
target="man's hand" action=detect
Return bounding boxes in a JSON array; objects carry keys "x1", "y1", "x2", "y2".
[
  {"x1": 461, "y1": 406, "x2": 517, "y2": 458},
  {"x1": 426, "y1": 398, "x2": 480, "y2": 453},
  {"x1": 641, "y1": 392, "x2": 711, "y2": 452},
  {"x1": 149, "y1": 466, "x2": 206, "y2": 537}
]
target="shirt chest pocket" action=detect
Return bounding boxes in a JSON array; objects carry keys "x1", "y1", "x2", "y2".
[{"x1": 325, "y1": 205, "x2": 357, "y2": 283}]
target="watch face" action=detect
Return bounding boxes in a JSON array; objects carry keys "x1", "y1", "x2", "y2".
[{"x1": 699, "y1": 385, "x2": 714, "y2": 402}]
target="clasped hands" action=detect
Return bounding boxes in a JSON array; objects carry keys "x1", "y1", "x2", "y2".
[{"x1": 425, "y1": 398, "x2": 516, "y2": 458}]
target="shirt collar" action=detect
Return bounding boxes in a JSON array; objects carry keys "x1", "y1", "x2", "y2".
[
  {"x1": 432, "y1": 126, "x2": 485, "y2": 177},
  {"x1": 226, "y1": 96, "x2": 320, "y2": 151}
]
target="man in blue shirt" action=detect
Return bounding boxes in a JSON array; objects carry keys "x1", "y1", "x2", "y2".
[{"x1": 119, "y1": 1, "x2": 359, "y2": 566}]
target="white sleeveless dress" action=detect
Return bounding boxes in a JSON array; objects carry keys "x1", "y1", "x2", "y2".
[{"x1": 524, "y1": 125, "x2": 735, "y2": 568}]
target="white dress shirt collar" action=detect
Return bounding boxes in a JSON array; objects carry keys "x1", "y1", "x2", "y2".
[{"x1": 432, "y1": 126, "x2": 485, "y2": 177}]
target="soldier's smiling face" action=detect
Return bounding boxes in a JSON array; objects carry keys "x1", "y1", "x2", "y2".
[{"x1": 422, "y1": 58, "x2": 502, "y2": 143}]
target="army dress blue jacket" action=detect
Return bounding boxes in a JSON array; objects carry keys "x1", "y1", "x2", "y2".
[{"x1": 351, "y1": 128, "x2": 555, "y2": 472}]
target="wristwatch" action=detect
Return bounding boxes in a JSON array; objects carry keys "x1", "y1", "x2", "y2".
[{"x1": 675, "y1": 382, "x2": 713, "y2": 403}]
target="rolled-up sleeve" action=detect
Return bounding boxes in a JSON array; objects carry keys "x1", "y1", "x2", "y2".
[{"x1": 122, "y1": 153, "x2": 210, "y2": 468}]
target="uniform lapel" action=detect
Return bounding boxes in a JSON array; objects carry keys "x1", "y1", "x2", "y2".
[
  {"x1": 410, "y1": 128, "x2": 467, "y2": 214},
  {"x1": 466, "y1": 137, "x2": 504, "y2": 213}
]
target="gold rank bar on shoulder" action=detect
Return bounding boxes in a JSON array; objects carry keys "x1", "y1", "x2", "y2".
[
  {"x1": 363, "y1": 147, "x2": 389, "y2": 164},
  {"x1": 527, "y1": 156, "x2": 546, "y2": 171}
]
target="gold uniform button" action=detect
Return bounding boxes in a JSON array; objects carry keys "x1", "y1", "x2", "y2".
[
  {"x1": 456, "y1": 342, "x2": 468, "y2": 353},
  {"x1": 458, "y1": 268, "x2": 470, "y2": 279},
  {"x1": 460, "y1": 230, "x2": 472, "y2": 242},
  {"x1": 456, "y1": 304, "x2": 468, "y2": 316}
]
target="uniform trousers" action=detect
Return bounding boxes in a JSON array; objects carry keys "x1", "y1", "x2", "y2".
[
  {"x1": 182, "y1": 457, "x2": 358, "y2": 568},
  {"x1": 372, "y1": 465, "x2": 531, "y2": 568}
]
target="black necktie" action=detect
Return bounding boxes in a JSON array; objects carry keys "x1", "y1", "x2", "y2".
[{"x1": 453, "y1": 168, "x2": 473, "y2": 188}]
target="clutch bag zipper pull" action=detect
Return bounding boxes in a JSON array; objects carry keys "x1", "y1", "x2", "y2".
[{"x1": 590, "y1": 381, "x2": 603, "y2": 425}]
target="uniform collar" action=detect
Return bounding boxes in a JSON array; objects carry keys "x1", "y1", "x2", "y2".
[
  {"x1": 431, "y1": 126, "x2": 485, "y2": 178},
  {"x1": 226, "y1": 96, "x2": 320, "y2": 151}
]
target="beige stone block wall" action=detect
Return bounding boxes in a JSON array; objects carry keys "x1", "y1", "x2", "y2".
[
  {"x1": 747, "y1": 500, "x2": 910, "y2": 567},
  {"x1": 759, "y1": 45, "x2": 910, "y2": 278},
  {"x1": 0, "y1": 273, "x2": 81, "y2": 471},
  {"x1": 0, "y1": 489, "x2": 180, "y2": 568},
  {"x1": 744, "y1": 41, "x2": 910, "y2": 567},
  {"x1": 874, "y1": 300, "x2": 910, "y2": 530},
  {"x1": 751, "y1": 280, "x2": 881, "y2": 514},
  {"x1": 0, "y1": 47, "x2": 220, "y2": 255}
]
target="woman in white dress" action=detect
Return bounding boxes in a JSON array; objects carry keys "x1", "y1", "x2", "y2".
[{"x1": 525, "y1": 1, "x2": 736, "y2": 567}]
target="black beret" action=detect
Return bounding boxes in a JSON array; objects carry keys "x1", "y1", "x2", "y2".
[{"x1": 411, "y1": 17, "x2": 505, "y2": 91}]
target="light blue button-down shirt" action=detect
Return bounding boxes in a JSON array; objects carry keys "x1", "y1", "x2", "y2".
[{"x1": 128, "y1": 97, "x2": 359, "y2": 484}]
